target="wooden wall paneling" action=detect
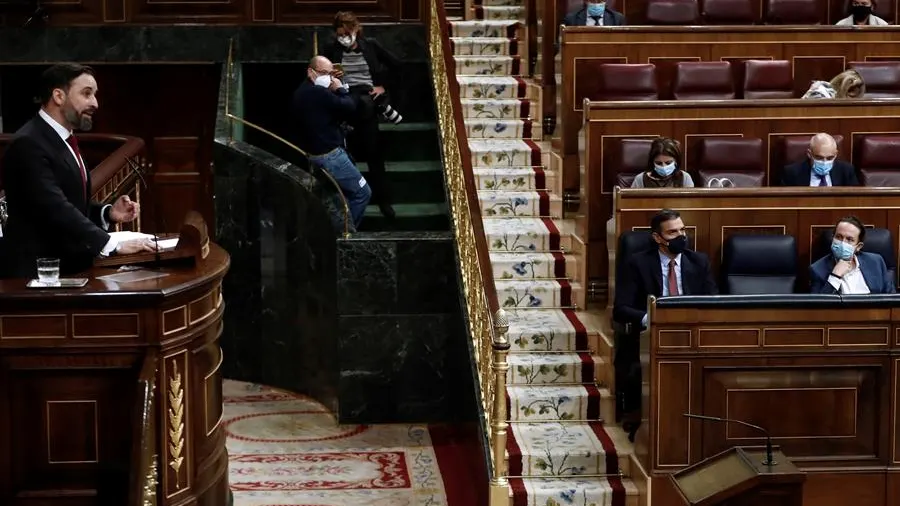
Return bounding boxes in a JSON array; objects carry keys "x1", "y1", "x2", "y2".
[
  {"x1": 275, "y1": 0, "x2": 400, "y2": 23},
  {"x1": 578, "y1": 99, "x2": 900, "y2": 282},
  {"x1": 129, "y1": 0, "x2": 249, "y2": 24},
  {"x1": 557, "y1": 27, "x2": 900, "y2": 181},
  {"x1": 640, "y1": 300, "x2": 900, "y2": 506}
]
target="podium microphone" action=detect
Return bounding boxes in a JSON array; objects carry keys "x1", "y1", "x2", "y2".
[{"x1": 683, "y1": 413, "x2": 777, "y2": 467}]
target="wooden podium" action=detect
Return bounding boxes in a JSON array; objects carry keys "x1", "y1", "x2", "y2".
[
  {"x1": 94, "y1": 210, "x2": 211, "y2": 268},
  {"x1": 670, "y1": 447, "x2": 806, "y2": 506}
]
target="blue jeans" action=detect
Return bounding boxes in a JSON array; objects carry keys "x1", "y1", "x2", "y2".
[{"x1": 309, "y1": 148, "x2": 372, "y2": 229}]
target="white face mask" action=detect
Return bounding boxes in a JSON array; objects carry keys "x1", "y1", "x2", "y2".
[
  {"x1": 338, "y1": 34, "x2": 356, "y2": 48},
  {"x1": 314, "y1": 74, "x2": 332, "y2": 88}
]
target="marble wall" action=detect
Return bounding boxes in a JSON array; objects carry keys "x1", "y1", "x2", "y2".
[
  {"x1": 213, "y1": 137, "x2": 346, "y2": 412},
  {"x1": 337, "y1": 232, "x2": 477, "y2": 424}
]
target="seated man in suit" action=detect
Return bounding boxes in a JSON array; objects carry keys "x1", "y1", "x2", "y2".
[
  {"x1": 613, "y1": 208, "x2": 717, "y2": 440},
  {"x1": 781, "y1": 133, "x2": 860, "y2": 187},
  {"x1": 1, "y1": 63, "x2": 155, "y2": 279},
  {"x1": 810, "y1": 216, "x2": 895, "y2": 294},
  {"x1": 563, "y1": 1, "x2": 626, "y2": 26}
]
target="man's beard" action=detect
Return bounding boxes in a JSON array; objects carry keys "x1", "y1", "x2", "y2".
[{"x1": 63, "y1": 107, "x2": 93, "y2": 131}]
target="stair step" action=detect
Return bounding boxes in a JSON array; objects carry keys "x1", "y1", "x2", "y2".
[
  {"x1": 479, "y1": 190, "x2": 561, "y2": 218},
  {"x1": 474, "y1": 5, "x2": 526, "y2": 21},
  {"x1": 508, "y1": 477, "x2": 640, "y2": 506},
  {"x1": 507, "y1": 384, "x2": 614, "y2": 423},
  {"x1": 473, "y1": 166, "x2": 553, "y2": 191},
  {"x1": 507, "y1": 352, "x2": 596, "y2": 384},
  {"x1": 376, "y1": 126, "x2": 440, "y2": 161},
  {"x1": 465, "y1": 118, "x2": 534, "y2": 139},
  {"x1": 449, "y1": 20, "x2": 520, "y2": 38},
  {"x1": 460, "y1": 98, "x2": 531, "y2": 119},
  {"x1": 455, "y1": 55, "x2": 520, "y2": 76},
  {"x1": 457, "y1": 76, "x2": 529, "y2": 99},
  {"x1": 469, "y1": 139, "x2": 541, "y2": 167},
  {"x1": 358, "y1": 162, "x2": 444, "y2": 205},
  {"x1": 506, "y1": 421, "x2": 632, "y2": 477},
  {"x1": 483, "y1": 216, "x2": 572, "y2": 252},
  {"x1": 505, "y1": 308, "x2": 592, "y2": 352},
  {"x1": 450, "y1": 36, "x2": 517, "y2": 56},
  {"x1": 358, "y1": 203, "x2": 449, "y2": 232},
  {"x1": 490, "y1": 251, "x2": 566, "y2": 280},
  {"x1": 497, "y1": 279, "x2": 577, "y2": 310}
]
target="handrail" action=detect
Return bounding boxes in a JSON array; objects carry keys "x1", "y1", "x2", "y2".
[
  {"x1": 223, "y1": 38, "x2": 352, "y2": 238},
  {"x1": 427, "y1": 0, "x2": 512, "y2": 503},
  {"x1": 128, "y1": 350, "x2": 159, "y2": 506}
]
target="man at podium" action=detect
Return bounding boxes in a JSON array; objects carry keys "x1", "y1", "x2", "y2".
[{"x1": 0, "y1": 63, "x2": 156, "y2": 279}]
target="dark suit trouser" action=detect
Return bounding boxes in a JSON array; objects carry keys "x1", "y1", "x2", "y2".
[
  {"x1": 347, "y1": 85, "x2": 390, "y2": 205},
  {"x1": 614, "y1": 326, "x2": 642, "y2": 422}
]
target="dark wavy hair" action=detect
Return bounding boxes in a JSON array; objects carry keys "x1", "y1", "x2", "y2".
[{"x1": 646, "y1": 137, "x2": 683, "y2": 172}]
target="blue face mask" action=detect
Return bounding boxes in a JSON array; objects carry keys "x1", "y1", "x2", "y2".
[
  {"x1": 813, "y1": 159, "x2": 834, "y2": 176},
  {"x1": 654, "y1": 161, "x2": 676, "y2": 178},
  {"x1": 586, "y1": 2, "x2": 606, "y2": 17},
  {"x1": 831, "y1": 239, "x2": 856, "y2": 261}
]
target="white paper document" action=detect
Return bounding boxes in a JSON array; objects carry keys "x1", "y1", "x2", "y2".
[{"x1": 108, "y1": 231, "x2": 178, "y2": 250}]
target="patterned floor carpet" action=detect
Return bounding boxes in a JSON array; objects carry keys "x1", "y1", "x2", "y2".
[
  {"x1": 448, "y1": 3, "x2": 639, "y2": 505},
  {"x1": 225, "y1": 380, "x2": 470, "y2": 506}
]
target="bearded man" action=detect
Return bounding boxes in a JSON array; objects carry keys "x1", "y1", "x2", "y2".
[{"x1": 0, "y1": 63, "x2": 155, "y2": 278}]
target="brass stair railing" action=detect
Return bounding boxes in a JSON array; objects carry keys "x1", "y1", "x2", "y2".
[{"x1": 427, "y1": 1, "x2": 512, "y2": 503}]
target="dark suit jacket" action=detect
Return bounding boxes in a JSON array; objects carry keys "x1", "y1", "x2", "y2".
[
  {"x1": 781, "y1": 159, "x2": 860, "y2": 186},
  {"x1": 563, "y1": 7, "x2": 626, "y2": 26},
  {"x1": 323, "y1": 36, "x2": 401, "y2": 88},
  {"x1": 0, "y1": 115, "x2": 109, "y2": 278},
  {"x1": 810, "y1": 251, "x2": 895, "y2": 294},
  {"x1": 613, "y1": 248, "x2": 718, "y2": 326}
]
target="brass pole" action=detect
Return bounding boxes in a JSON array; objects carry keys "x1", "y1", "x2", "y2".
[
  {"x1": 489, "y1": 309, "x2": 511, "y2": 505},
  {"x1": 313, "y1": 32, "x2": 318, "y2": 56}
]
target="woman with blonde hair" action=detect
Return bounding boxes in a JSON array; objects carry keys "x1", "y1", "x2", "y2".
[
  {"x1": 631, "y1": 137, "x2": 694, "y2": 188},
  {"x1": 802, "y1": 69, "x2": 866, "y2": 99}
]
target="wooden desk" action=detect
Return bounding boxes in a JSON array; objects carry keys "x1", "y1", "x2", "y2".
[
  {"x1": 554, "y1": 27, "x2": 900, "y2": 189},
  {"x1": 0, "y1": 244, "x2": 231, "y2": 506},
  {"x1": 639, "y1": 294, "x2": 900, "y2": 506}
]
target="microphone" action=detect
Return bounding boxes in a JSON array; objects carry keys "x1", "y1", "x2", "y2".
[
  {"x1": 125, "y1": 156, "x2": 161, "y2": 267},
  {"x1": 683, "y1": 413, "x2": 776, "y2": 467}
]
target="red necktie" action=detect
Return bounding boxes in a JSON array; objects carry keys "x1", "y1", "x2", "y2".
[
  {"x1": 65, "y1": 134, "x2": 87, "y2": 200},
  {"x1": 667, "y1": 260, "x2": 680, "y2": 296}
]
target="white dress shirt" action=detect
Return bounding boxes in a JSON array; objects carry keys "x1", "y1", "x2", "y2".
[
  {"x1": 586, "y1": 14, "x2": 605, "y2": 26},
  {"x1": 835, "y1": 14, "x2": 889, "y2": 25},
  {"x1": 38, "y1": 109, "x2": 117, "y2": 256},
  {"x1": 828, "y1": 256, "x2": 871, "y2": 294},
  {"x1": 809, "y1": 172, "x2": 832, "y2": 187},
  {"x1": 642, "y1": 251, "x2": 684, "y2": 327}
]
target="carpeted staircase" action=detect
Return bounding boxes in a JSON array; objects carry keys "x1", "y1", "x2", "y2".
[{"x1": 448, "y1": 4, "x2": 640, "y2": 506}]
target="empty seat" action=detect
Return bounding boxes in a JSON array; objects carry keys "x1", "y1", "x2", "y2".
[
  {"x1": 856, "y1": 135, "x2": 900, "y2": 186},
  {"x1": 607, "y1": 138, "x2": 654, "y2": 189},
  {"x1": 597, "y1": 64, "x2": 659, "y2": 101},
  {"x1": 848, "y1": 62, "x2": 900, "y2": 99},
  {"x1": 701, "y1": 0, "x2": 758, "y2": 23},
  {"x1": 672, "y1": 62, "x2": 735, "y2": 100},
  {"x1": 695, "y1": 137, "x2": 765, "y2": 187},
  {"x1": 722, "y1": 235, "x2": 798, "y2": 294},
  {"x1": 743, "y1": 60, "x2": 794, "y2": 99},
  {"x1": 765, "y1": 0, "x2": 823, "y2": 24},
  {"x1": 814, "y1": 228, "x2": 896, "y2": 284},
  {"x1": 646, "y1": 0, "x2": 700, "y2": 24}
]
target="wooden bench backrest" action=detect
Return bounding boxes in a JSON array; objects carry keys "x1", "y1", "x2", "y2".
[
  {"x1": 554, "y1": 27, "x2": 900, "y2": 190},
  {"x1": 573, "y1": 99, "x2": 900, "y2": 284}
]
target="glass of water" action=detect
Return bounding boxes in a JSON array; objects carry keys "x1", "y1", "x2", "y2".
[{"x1": 36, "y1": 258, "x2": 60, "y2": 285}]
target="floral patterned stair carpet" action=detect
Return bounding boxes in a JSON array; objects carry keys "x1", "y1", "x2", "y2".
[
  {"x1": 224, "y1": 380, "x2": 478, "y2": 506},
  {"x1": 449, "y1": 3, "x2": 639, "y2": 505}
]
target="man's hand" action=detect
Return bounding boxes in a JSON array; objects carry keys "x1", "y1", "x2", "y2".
[
  {"x1": 832, "y1": 259, "x2": 853, "y2": 278},
  {"x1": 332, "y1": 68, "x2": 345, "y2": 79},
  {"x1": 329, "y1": 77, "x2": 344, "y2": 91},
  {"x1": 369, "y1": 86, "x2": 385, "y2": 98},
  {"x1": 116, "y1": 237, "x2": 158, "y2": 255},
  {"x1": 109, "y1": 195, "x2": 139, "y2": 223}
]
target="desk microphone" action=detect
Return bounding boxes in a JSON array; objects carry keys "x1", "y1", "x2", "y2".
[
  {"x1": 683, "y1": 413, "x2": 777, "y2": 467},
  {"x1": 125, "y1": 156, "x2": 161, "y2": 267}
]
